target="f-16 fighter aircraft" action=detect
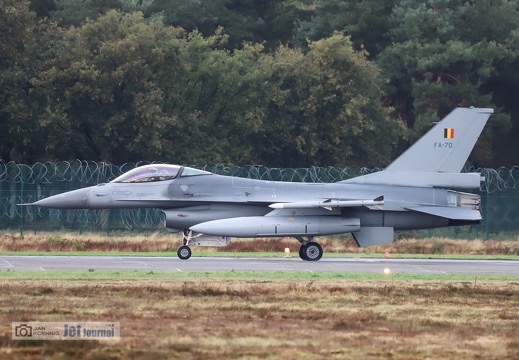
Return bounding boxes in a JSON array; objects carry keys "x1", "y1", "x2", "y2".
[{"x1": 30, "y1": 107, "x2": 493, "y2": 260}]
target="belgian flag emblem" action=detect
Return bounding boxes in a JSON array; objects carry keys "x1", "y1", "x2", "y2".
[{"x1": 444, "y1": 128, "x2": 454, "y2": 139}]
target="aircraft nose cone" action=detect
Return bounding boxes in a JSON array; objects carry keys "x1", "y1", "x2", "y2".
[{"x1": 33, "y1": 187, "x2": 91, "y2": 209}]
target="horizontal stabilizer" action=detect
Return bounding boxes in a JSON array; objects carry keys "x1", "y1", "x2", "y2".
[
  {"x1": 269, "y1": 196, "x2": 383, "y2": 210},
  {"x1": 406, "y1": 206, "x2": 481, "y2": 221},
  {"x1": 352, "y1": 227, "x2": 394, "y2": 247}
]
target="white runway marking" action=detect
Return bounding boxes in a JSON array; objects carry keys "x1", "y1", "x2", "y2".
[
  {"x1": 139, "y1": 261, "x2": 152, "y2": 269},
  {"x1": 0, "y1": 258, "x2": 14, "y2": 268}
]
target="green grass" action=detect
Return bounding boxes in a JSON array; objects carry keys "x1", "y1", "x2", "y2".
[
  {"x1": 0, "y1": 269, "x2": 518, "y2": 282},
  {"x1": 1, "y1": 249, "x2": 518, "y2": 260}
]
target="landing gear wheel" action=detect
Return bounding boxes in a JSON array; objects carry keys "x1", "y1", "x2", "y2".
[
  {"x1": 299, "y1": 245, "x2": 309, "y2": 261},
  {"x1": 304, "y1": 242, "x2": 323, "y2": 261},
  {"x1": 177, "y1": 245, "x2": 192, "y2": 260}
]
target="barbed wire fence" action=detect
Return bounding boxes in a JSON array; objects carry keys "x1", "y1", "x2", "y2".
[{"x1": 1, "y1": 161, "x2": 519, "y2": 237}]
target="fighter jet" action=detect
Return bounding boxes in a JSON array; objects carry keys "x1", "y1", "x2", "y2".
[{"x1": 29, "y1": 107, "x2": 493, "y2": 260}]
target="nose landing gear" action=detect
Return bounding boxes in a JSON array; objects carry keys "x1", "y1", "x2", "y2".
[
  {"x1": 177, "y1": 245, "x2": 192, "y2": 260},
  {"x1": 177, "y1": 230, "x2": 195, "y2": 260},
  {"x1": 176, "y1": 230, "x2": 231, "y2": 260}
]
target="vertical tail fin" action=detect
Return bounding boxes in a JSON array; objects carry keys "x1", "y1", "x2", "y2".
[
  {"x1": 341, "y1": 107, "x2": 493, "y2": 188},
  {"x1": 386, "y1": 107, "x2": 494, "y2": 173}
]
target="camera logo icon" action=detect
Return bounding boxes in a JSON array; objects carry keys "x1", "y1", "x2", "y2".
[{"x1": 15, "y1": 324, "x2": 32, "y2": 338}]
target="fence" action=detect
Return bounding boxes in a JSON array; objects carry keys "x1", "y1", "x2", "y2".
[{"x1": 1, "y1": 160, "x2": 519, "y2": 239}]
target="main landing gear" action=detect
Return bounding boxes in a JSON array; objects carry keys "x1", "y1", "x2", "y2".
[{"x1": 296, "y1": 236, "x2": 323, "y2": 261}]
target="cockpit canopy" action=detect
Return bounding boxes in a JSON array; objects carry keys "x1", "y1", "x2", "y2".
[{"x1": 111, "y1": 164, "x2": 211, "y2": 183}]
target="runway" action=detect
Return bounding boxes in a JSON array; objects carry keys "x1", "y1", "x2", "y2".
[{"x1": 1, "y1": 256, "x2": 518, "y2": 275}]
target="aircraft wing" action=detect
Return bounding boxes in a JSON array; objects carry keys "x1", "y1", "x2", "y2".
[{"x1": 269, "y1": 196, "x2": 383, "y2": 210}]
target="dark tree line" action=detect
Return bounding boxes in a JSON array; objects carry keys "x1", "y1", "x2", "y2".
[{"x1": 2, "y1": 0, "x2": 519, "y2": 167}]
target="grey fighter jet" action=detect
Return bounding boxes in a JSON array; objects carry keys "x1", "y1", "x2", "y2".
[{"x1": 29, "y1": 107, "x2": 493, "y2": 260}]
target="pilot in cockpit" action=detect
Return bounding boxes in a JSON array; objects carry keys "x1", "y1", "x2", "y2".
[{"x1": 145, "y1": 167, "x2": 160, "y2": 182}]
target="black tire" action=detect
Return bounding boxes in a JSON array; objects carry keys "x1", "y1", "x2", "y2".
[
  {"x1": 299, "y1": 244, "x2": 309, "y2": 261},
  {"x1": 177, "y1": 245, "x2": 192, "y2": 260},
  {"x1": 304, "y1": 242, "x2": 323, "y2": 261}
]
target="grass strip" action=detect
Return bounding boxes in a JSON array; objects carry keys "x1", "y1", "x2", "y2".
[{"x1": 0, "y1": 269, "x2": 518, "y2": 281}]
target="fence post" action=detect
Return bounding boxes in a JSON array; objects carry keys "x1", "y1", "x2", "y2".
[
  {"x1": 80, "y1": 164, "x2": 84, "y2": 235},
  {"x1": 485, "y1": 192, "x2": 490, "y2": 240},
  {"x1": 19, "y1": 166, "x2": 24, "y2": 235},
  {"x1": 138, "y1": 209, "x2": 142, "y2": 234}
]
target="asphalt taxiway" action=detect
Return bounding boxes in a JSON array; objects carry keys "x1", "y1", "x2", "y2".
[{"x1": 1, "y1": 256, "x2": 518, "y2": 275}]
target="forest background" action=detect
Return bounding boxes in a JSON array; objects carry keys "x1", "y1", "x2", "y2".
[{"x1": 2, "y1": 0, "x2": 519, "y2": 169}]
